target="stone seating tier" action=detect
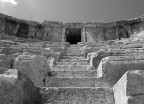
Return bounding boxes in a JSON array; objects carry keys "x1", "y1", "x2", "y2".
[{"x1": 1, "y1": 31, "x2": 144, "y2": 104}]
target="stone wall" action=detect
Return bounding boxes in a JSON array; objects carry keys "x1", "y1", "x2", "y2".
[
  {"x1": 84, "y1": 22, "x2": 104, "y2": 42},
  {"x1": 1, "y1": 13, "x2": 144, "y2": 42},
  {"x1": 84, "y1": 18, "x2": 144, "y2": 42},
  {"x1": 0, "y1": 13, "x2": 64, "y2": 42}
]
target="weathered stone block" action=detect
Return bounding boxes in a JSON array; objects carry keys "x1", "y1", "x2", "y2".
[
  {"x1": 97, "y1": 56, "x2": 144, "y2": 86},
  {"x1": 28, "y1": 26, "x2": 36, "y2": 38},
  {"x1": 89, "y1": 48, "x2": 144, "y2": 69},
  {"x1": 104, "y1": 27, "x2": 117, "y2": 40},
  {"x1": 85, "y1": 27, "x2": 104, "y2": 42},
  {"x1": 0, "y1": 68, "x2": 41, "y2": 104},
  {"x1": 14, "y1": 54, "x2": 49, "y2": 87},
  {"x1": 128, "y1": 18, "x2": 141, "y2": 34},
  {"x1": 113, "y1": 70, "x2": 144, "y2": 104},
  {"x1": 36, "y1": 31, "x2": 43, "y2": 40},
  {"x1": 3, "y1": 19, "x2": 18, "y2": 36},
  {"x1": 52, "y1": 27, "x2": 63, "y2": 42},
  {"x1": 43, "y1": 27, "x2": 53, "y2": 41}
]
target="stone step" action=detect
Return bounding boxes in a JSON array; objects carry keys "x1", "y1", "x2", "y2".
[
  {"x1": 60, "y1": 58, "x2": 85, "y2": 62},
  {"x1": 66, "y1": 48, "x2": 81, "y2": 50},
  {"x1": 65, "y1": 48, "x2": 81, "y2": 50},
  {"x1": 66, "y1": 49, "x2": 80, "y2": 51},
  {"x1": 66, "y1": 46, "x2": 80, "y2": 49},
  {"x1": 51, "y1": 65, "x2": 91, "y2": 71},
  {"x1": 65, "y1": 49, "x2": 81, "y2": 51},
  {"x1": 63, "y1": 55, "x2": 83, "y2": 57},
  {"x1": 62, "y1": 56, "x2": 84, "y2": 59},
  {"x1": 66, "y1": 49, "x2": 81, "y2": 51},
  {"x1": 65, "y1": 53, "x2": 82, "y2": 56},
  {"x1": 45, "y1": 77, "x2": 109, "y2": 87},
  {"x1": 66, "y1": 50, "x2": 81, "y2": 52},
  {"x1": 56, "y1": 62, "x2": 88, "y2": 66},
  {"x1": 65, "y1": 48, "x2": 82, "y2": 55},
  {"x1": 67, "y1": 46, "x2": 80, "y2": 49},
  {"x1": 41, "y1": 87, "x2": 114, "y2": 104},
  {"x1": 66, "y1": 47, "x2": 81, "y2": 49},
  {"x1": 61, "y1": 57, "x2": 84, "y2": 60},
  {"x1": 50, "y1": 70, "x2": 97, "y2": 78},
  {"x1": 64, "y1": 53, "x2": 82, "y2": 55},
  {"x1": 65, "y1": 50, "x2": 81, "y2": 52},
  {"x1": 67, "y1": 45, "x2": 80, "y2": 47}
]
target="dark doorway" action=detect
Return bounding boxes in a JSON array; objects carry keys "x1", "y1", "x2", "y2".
[
  {"x1": 66, "y1": 28, "x2": 81, "y2": 44},
  {"x1": 16, "y1": 23, "x2": 29, "y2": 39}
]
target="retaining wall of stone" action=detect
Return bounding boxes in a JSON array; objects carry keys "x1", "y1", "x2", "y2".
[{"x1": 1, "y1": 13, "x2": 144, "y2": 42}]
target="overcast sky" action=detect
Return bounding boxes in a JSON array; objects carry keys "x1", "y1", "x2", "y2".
[{"x1": 0, "y1": 0, "x2": 144, "y2": 23}]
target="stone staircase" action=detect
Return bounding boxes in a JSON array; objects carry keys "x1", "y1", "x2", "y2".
[
  {"x1": 41, "y1": 45, "x2": 114, "y2": 104},
  {"x1": 53, "y1": 45, "x2": 90, "y2": 71}
]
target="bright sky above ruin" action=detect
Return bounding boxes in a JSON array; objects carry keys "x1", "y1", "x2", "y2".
[{"x1": 0, "y1": 0, "x2": 144, "y2": 23}]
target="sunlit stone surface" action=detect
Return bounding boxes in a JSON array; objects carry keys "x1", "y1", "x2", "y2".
[{"x1": 0, "y1": 13, "x2": 144, "y2": 104}]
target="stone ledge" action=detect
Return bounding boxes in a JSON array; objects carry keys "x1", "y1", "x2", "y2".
[{"x1": 113, "y1": 70, "x2": 144, "y2": 104}]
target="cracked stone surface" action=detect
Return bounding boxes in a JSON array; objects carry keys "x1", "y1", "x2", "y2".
[{"x1": 1, "y1": 12, "x2": 144, "y2": 104}]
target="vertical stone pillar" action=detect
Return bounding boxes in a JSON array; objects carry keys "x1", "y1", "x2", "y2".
[
  {"x1": 0, "y1": 25, "x2": 5, "y2": 34},
  {"x1": 0, "y1": 18, "x2": 5, "y2": 34},
  {"x1": 115, "y1": 27, "x2": 119, "y2": 40},
  {"x1": 81, "y1": 28, "x2": 86, "y2": 42},
  {"x1": 62, "y1": 27, "x2": 66, "y2": 42},
  {"x1": 28, "y1": 25, "x2": 36, "y2": 39},
  {"x1": 13, "y1": 24, "x2": 20, "y2": 35},
  {"x1": 124, "y1": 25, "x2": 132, "y2": 38}
]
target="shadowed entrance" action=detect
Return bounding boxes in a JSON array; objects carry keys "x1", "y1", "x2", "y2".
[{"x1": 66, "y1": 28, "x2": 81, "y2": 44}]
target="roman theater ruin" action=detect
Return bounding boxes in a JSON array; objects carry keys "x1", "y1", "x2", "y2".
[{"x1": 0, "y1": 13, "x2": 144, "y2": 104}]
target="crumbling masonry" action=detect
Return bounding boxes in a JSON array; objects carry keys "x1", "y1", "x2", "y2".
[{"x1": 0, "y1": 13, "x2": 144, "y2": 104}]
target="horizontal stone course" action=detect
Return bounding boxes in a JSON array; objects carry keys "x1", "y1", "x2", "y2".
[{"x1": 41, "y1": 87, "x2": 114, "y2": 104}]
